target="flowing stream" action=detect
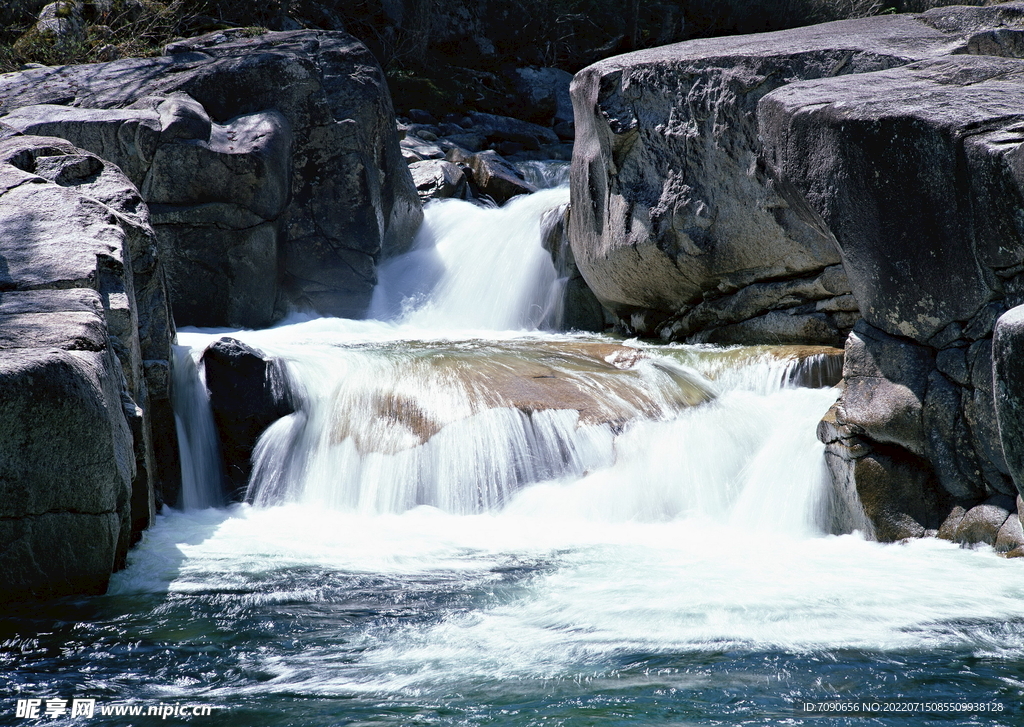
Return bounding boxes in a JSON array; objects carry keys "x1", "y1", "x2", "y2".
[{"x1": 3, "y1": 181, "x2": 1024, "y2": 725}]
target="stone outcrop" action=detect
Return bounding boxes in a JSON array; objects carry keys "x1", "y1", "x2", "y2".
[
  {"x1": 567, "y1": 3, "x2": 1024, "y2": 343},
  {"x1": 541, "y1": 203, "x2": 612, "y2": 333},
  {"x1": 409, "y1": 159, "x2": 470, "y2": 202},
  {"x1": 995, "y1": 306, "x2": 1024, "y2": 497},
  {"x1": 761, "y1": 52, "x2": 1024, "y2": 540},
  {"x1": 201, "y1": 338, "x2": 296, "y2": 501},
  {"x1": 0, "y1": 135, "x2": 175, "y2": 601},
  {"x1": 0, "y1": 28, "x2": 422, "y2": 326}
]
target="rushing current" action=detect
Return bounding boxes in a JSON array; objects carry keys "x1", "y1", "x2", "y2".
[{"x1": 4, "y1": 178, "x2": 1024, "y2": 726}]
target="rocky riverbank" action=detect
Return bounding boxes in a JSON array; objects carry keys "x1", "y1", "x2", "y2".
[
  {"x1": 565, "y1": 1, "x2": 1024, "y2": 546},
  {"x1": 7, "y1": 2, "x2": 1024, "y2": 601}
]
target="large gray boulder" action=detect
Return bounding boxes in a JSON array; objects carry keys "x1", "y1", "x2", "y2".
[
  {"x1": 568, "y1": 3, "x2": 1024, "y2": 342},
  {"x1": 760, "y1": 52, "x2": 1024, "y2": 536},
  {"x1": 0, "y1": 135, "x2": 175, "y2": 601},
  {"x1": 761, "y1": 54, "x2": 1024, "y2": 344},
  {"x1": 0, "y1": 29, "x2": 423, "y2": 325}
]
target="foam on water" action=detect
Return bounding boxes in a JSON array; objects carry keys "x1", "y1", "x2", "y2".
[
  {"x1": 145, "y1": 179, "x2": 1024, "y2": 721},
  {"x1": 369, "y1": 187, "x2": 569, "y2": 330},
  {"x1": 110, "y1": 498, "x2": 1024, "y2": 700}
]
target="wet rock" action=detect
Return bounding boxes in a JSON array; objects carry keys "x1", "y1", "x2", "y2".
[
  {"x1": 201, "y1": 338, "x2": 296, "y2": 500},
  {"x1": 541, "y1": 204, "x2": 610, "y2": 332},
  {"x1": 841, "y1": 446, "x2": 950, "y2": 543},
  {"x1": 332, "y1": 340, "x2": 715, "y2": 457},
  {"x1": 954, "y1": 495, "x2": 1015, "y2": 547},
  {"x1": 409, "y1": 159, "x2": 468, "y2": 201}
]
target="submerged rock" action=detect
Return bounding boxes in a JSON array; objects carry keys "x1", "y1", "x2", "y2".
[{"x1": 327, "y1": 340, "x2": 714, "y2": 456}]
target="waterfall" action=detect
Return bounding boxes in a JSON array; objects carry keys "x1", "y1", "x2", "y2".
[
  {"x1": 369, "y1": 187, "x2": 569, "y2": 331},
  {"x1": 173, "y1": 181, "x2": 846, "y2": 539},
  {"x1": 244, "y1": 338, "x2": 717, "y2": 514},
  {"x1": 171, "y1": 344, "x2": 223, "y2": 509}
]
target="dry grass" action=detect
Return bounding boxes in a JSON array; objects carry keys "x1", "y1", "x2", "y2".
[{"x1": 0, "y1": 0, "x2": 222, "y2": 73}]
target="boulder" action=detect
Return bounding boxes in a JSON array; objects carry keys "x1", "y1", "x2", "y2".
[
  {"x1": 761, "y1": 54, "x2": 1024, "y2": 344},
  {"x1": 838, "y1": 322, "x2": 934, "y2": 458},
  {"x1": 0, "y1": 134, "x2": 176, "y2": 601},
  {"x1": 819, "y1": 408, "x2": 952, "y2": 543},
  {"x1": 0, "y1": 29, "x2": 423, "y2": 324},
  {"x1": 953, "y1": 495, "x2": 1015, "y2": 547},
  {"x1": 511, "y1": 67, "x2": 574, "y2": 126},
  {"x1": 996, "y1": 505, "x2": 1024, "y2": 553},
  {"x1": 400, "y1": 135, "x2": 446, "y2": 163},
  {"x1": 568, "y1": 3, "x2": 1024, "y2": 341},
  {"x1": 468, "y1": 112, "x2": 560, "y2": 150},
  {"x1": 408, "y1": 159, "x2": 469, "y2": 202},
  {"x1": 994, "y1": 305, "x2": 1024, "y2": 498},
  {"x1": 201, "y1": 338, "x2": 296, "y2": 499},
  {"x1": 447, "y1": 148, "x2": 537, "y2": 204},
  {"x1": 14, "y1": 0, "x2": 86, "y2": 56}
]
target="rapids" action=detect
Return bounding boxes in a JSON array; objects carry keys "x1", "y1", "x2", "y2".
[{"x1": 4, "y1": 177, "x2": 1022, "y2": 726}]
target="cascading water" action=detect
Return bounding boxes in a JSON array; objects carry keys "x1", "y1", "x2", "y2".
[
  {"x1": 171, "y1": 345, "x2": 223, "y2": 510},
  {"x1": 9, "y1": 179, "x2": 1024, "y2": 727}
]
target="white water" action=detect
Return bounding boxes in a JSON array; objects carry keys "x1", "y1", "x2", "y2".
[
  {"x1": 149, "y1": 183, "x2": 1024, "y2": 714},
  {"x1": 171, "y1": 345, "x2": 222, "y2": 509}
]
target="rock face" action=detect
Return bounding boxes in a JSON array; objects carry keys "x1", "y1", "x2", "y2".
[
  {"x1": 761, "y1": 55, "x2": 1024, "y2": 345},
  {"x1": 0, "y1": 29, "x2": 422, "y2": 326},
  {"x1": 0, "y1": 135, "x2": 175, "y2": 601},
  {"x1": 761, "y1": 52, "x2": 1024, "y2": 538},
  {"x1": 568, "y1": 3, "x2": 1024, "y2": 343},
  {"x1": 540, "y1": 203, "x2": 612, "y2": 333},
  {"x1": 201, "y1": 338, "x2": 296, "y2": 500},
  {"x1": 994, "y1": 306, "x2": 1024, "y2": 496}
]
